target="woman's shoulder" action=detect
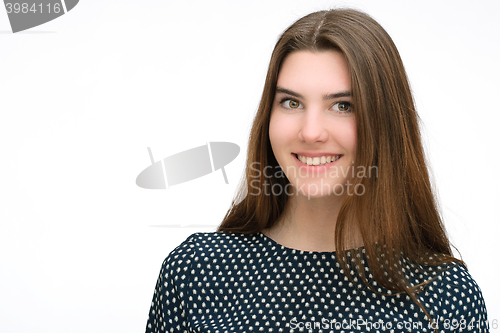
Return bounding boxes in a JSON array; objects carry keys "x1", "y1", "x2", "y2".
[
  {"x1": 185, "y1": 231, "x2": 262, "y2": 247},
  {"x1": 161, "y1": 231, "x2": 262, "y2": 266},
  {"x1": 431, "y1": 262, "x2": 483, "y2": 293},
  {"x1": 424, "y1": 262, "x2": 485, "y2": 303},
  {"x1": 423, "y1": 262, "x2": 489, "y2": 331},
  {"x1": 173, "y1": 231, "x2": 262, "y2": 251}
]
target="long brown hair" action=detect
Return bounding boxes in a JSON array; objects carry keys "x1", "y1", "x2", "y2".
[{"x1": 218, "y1": 8, "x2": 464, "y2": 323}]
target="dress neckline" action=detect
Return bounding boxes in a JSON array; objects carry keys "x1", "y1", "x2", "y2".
[{"x1": 256, "y1": 231, "x2": 365, "y2": 255}]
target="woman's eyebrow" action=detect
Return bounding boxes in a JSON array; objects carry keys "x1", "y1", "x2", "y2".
[
  {"x1": 275, "y1": 87, "x2": 305, "y2": 99},
  {"x1": 323, "y1": 91, "x2": 351, "y2": 99},
  {"x1": 276, "y1": 86, "x2": 351, "y2": 100}
]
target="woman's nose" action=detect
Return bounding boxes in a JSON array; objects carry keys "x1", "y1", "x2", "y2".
[{"x1": 297, "y1": 110, "x2": 329, "y2": 143}]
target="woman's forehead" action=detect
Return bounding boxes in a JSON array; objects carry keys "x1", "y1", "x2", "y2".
[{"x1": 276, "y1": 50, "x2": 351, "y2": 98}]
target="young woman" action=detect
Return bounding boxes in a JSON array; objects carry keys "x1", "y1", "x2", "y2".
[{"x1": 146, "y1": 9, "x2": 489, "y2": 332}]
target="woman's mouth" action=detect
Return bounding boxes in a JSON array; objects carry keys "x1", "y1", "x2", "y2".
[{"x1": 293, "y1": 153, "x2": 342, "y2": 166}]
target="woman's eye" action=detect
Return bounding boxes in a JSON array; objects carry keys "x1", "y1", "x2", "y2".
[
  {"x1": 281, "y1": 99, "x2": 303, "y2": 109},
  {"x1": 332, "y1": 102, "x2": 352, "y2": 113}
]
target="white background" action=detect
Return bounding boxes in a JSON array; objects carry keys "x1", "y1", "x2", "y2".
[{"x1": 1, "y1": 0, "x2": 498, "y2": 332}]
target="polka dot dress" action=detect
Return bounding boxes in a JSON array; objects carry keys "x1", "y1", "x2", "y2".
[{"x1": 146, "y1": 232, "x2": 489, "y2": 332}]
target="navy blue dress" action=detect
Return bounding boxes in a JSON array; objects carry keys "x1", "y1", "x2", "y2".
[{"x1": 146, "y1": 232, "x2": 489, "y2": 332}]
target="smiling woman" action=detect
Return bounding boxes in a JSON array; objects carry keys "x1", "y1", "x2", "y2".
[{"x1": 146, "y1": 8, "x2": 489, "y2": 332}]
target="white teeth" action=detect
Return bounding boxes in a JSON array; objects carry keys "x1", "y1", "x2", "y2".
[{"x1": 297, "y1": 154, "x2": 341, "y2": 166}]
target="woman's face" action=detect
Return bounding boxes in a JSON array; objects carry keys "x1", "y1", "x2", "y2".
[{"x1": 269, "y1": 50, "x2": 357, "y2": 199}]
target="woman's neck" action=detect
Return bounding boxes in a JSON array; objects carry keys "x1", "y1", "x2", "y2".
[{"x1": 262, "y1": 194, "x2": 363, "y2": 252}]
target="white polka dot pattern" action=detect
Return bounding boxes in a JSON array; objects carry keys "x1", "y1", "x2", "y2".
[{"x1": 146, "y1": 232, "x2": 489, "y2": 332}]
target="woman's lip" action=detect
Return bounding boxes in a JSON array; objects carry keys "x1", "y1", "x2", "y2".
[
  {"x1": 292, "y1": 152, "x2": 342, "y2": 158},
  {"x1": 293, "y1": 153, "x2": 342, "y2": 167}
]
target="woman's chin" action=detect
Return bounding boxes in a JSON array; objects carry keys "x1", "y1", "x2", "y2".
[{"x1": 288, "y1": 179, "x2": 352, "y2": 199}]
